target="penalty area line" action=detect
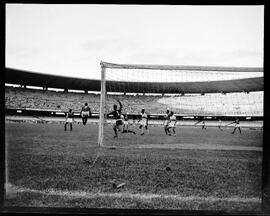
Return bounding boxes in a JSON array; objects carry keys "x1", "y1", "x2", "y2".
[{"x1": 6, "y1": 184, "x2": 261, "y2": 204}]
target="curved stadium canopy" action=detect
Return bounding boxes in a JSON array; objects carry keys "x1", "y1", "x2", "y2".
[{"x1": 5, "y1": 67, "x2": 263, "y2": 94}]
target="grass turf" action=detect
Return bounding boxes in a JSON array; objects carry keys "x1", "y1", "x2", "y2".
[{"x1": 4, "y1": 122, "x2": 263, "y2": 211}]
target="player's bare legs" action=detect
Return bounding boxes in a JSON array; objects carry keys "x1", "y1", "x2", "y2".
[
  {"x1": 139, "y1": 125, "x2": 144, "y2": 135},
  {"x1": 113, "y1": 124, "x2": 118, "y2": 138}
]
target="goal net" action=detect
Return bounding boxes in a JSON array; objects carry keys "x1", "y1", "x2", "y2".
[{"x1": 98, "y1": 61, "x2": 263, "y2": 147}]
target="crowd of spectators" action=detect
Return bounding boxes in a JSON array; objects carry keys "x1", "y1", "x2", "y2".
[{"x1": 5, "y1": 86, "x2": 263, "y2": 116}]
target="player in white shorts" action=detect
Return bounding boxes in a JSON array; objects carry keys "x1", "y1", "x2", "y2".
[
  {"x1": 65, "y1": 109, "x2": 74, "y2": 131},
  {"x1": 122, "y1": 114, "x2": 136, "y2": 134},
  {"x1": 138, "y1": 109, "x2": 149, "y2": 135},
  {"x1": 167, "y1": 111, "x2": 177, "y2": 136}
]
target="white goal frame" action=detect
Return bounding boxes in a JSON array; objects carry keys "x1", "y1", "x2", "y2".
[{"x1": 98, "y1": 61, "x2": 263, "y2": 147}]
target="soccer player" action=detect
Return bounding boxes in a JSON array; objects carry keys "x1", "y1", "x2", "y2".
[
  {"x1": 227, "y1": 118, "x2": 242, "y2": 134},
  {"x1": 218, "y1": 119, "x2": 223, "y2": 130},
  {"x1": 138, "y1": 109, "x2": 149, "y2": 135},
  {"x1": 202, "y1": 120, "x2": 206, "y2": 130},
  {"x1": 122, "y1": 114, "x2": 136, "y2": 134},
  {"x1": 80, "y1": 103, "x2": 91, "y2": 126},
  {"x1": 167, "y1": 111, "x2": 177, "y2": 136},
  {"x1": 164, "y1": 109, "x2": 171, "y2": 135},
  {"x1": 64, "y1": 109, "x2": 74, "y2": 131},
  {"x1": 107, "y1": 99, "x2": 123, "y2": 138},
  {"x1": 194, "y1": 117, "x2": 206, "y2": 130}
]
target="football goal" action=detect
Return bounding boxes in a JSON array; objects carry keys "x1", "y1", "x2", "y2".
[{"x1": 98, "y1": 61, "x2": 263, "y2": 147}]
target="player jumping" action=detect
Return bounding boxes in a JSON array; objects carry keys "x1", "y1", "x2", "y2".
[
  {"x1": 138, "y1": 109, "x2": 149, "y2": 135},
  {"x1": 107, "y1": 99, "x2": 123, "y2": 138},
  {"x1": 80, "y1": 103, "x2": 92, "y2": 126},
  {"x1": 64, "y1": 109, "x2": 74, "y2": 131},
  {"x1": 167, "y1": 111, "x2": 177, "y2": 136},
  {"x1": 122, "y1": 114, "x2": 136, "y2": 134}
]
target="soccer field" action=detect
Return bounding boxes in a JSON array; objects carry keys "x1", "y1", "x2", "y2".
[{"x1": 4, "y1": 121, "x2": 263, "y2": 211}]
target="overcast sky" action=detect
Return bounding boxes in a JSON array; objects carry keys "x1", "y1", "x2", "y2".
[{"x1": 5, "y1": 4, "x2": 264, "y2": 79}]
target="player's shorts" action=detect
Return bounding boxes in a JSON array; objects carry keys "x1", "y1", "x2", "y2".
[
  {"x1": 81, "y1": 111, "x2": 90, "y2": 117},
  {"x1": 66, "y1": 118, "x2": 73, "y2": 123},
  {"x1": 114, "y1": 119, "x2": 123, "y2": 126},
  {"x1": 168, "y1": 121, "x2": 176, "y2": 128},
  {"x1": 123, "y1": 120, "x2": 129, "y2": 130},
  {"x1": 140, "y1": 119, "x2": 147, "y2": 126},
  {"x1": 235, "y1": 124, "x2": 240, "y2": 128}
]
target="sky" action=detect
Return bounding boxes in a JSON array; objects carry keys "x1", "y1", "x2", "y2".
[{"x1": 5, "y1": 4, "x2": 264, "y2": 80}]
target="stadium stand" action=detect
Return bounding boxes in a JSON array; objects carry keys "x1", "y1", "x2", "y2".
[{"x1": 5, "y1": 86, "x2": 263, "y2": 116}]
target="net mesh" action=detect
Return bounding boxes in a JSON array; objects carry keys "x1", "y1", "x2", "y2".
[{"x1": 99, "y1": 62, "x2": 263, "y2": 147}]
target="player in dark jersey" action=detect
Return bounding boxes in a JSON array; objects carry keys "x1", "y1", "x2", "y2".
[
  {"x1": 80, "y1": 103, "x2": 92, "y2": 126},
  {"x1": 64, "y1": 109, "x2": 74, "y2": 131},
  {"x1": 164, "y1": 109, "x2": 171, "y2": 135},
  {"x1": 122, "y1": 114, "x2": 136, "y2": 134},
  {"x1": 226, "y1": 118, "x2": 241, "y2": 134},
  {"x1": 107, "y1": 99, "x2": 123, "y2": 138}
]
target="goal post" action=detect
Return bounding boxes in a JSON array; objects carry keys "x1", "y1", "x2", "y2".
[{"x1": 98, "y1": 62, "x2": 106, "y2": 147}]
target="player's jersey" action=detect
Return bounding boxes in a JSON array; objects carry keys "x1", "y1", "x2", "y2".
[
  {"x1": 66, "y1": 111, "x2": 74, "y2": 118},
  {"x1": 234, "y1": 119, "x2": 240, "y2": 127},
  {"x1": 81, "y1": 106, "x2": 91, "y2": 112},
  {"x1": 140, "y1": 113, "x2": 148, "y2": 126},
  {"x1": 110, "y1": 110, "x2": 121, "y2": 120},
  {"x1": 168, "y1": 114, "x2": 176, "y2": 127},
  {"x1": 141, "y1": 113, "x2": 148, "y2": 119},
  {"x1": 81, "y1": 105, "x2": 91, "y2": 117},
  {"x1": 164, "y1": 113, "x2": 170, "y2": 126}
]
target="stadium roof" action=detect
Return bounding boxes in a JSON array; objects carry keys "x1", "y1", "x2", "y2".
[{"x1": 5, "y1": 67, "x2": 263, "y2": 94}]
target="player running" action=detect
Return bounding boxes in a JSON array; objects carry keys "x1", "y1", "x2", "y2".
[
  {"x1": 107, "y1": 99, "x2": 123, "y2": 138},
  {"x1": 138, "y1": 109, "x2": 149, "y2": 135},
  {"x1": 80, "y1": 103, "x2": 92, "y2": 126},
  {"x1": 122, "y1": 114, "x2": 136, "y2": 134},
  {"x1": 164, "y1": 109, "x2": 171, "y2": 135},
  {"x1": 64, "y1": 109, "x2": 74, "y2": 131},
  {"x1": 226, "y1": 118, "x2": 242, "y2": 134},
  {"x1": 167, "y1": 111, "x2": 177, "y2": 136},
  {"x1": 194, "y1": 117, "x2": 206, "y2": 130}
]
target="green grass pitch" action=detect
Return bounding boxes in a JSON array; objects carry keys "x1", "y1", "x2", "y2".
[{"x1": 4, "y1": 121, "x2": 262, "y2": 211}]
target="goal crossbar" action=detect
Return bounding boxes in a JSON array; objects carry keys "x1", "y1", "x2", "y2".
[{"x1": 100, "y1": 61, "x2": 263, "y2": 72}]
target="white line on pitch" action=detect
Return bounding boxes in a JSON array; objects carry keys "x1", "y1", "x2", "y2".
[{"x1": 6, "y1": 184, "x2": 261, "y2": 204}]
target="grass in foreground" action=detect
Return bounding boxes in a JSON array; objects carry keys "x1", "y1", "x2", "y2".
[{"x1": 4, "y1": 122, "x2": 262, "y2": 210}]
